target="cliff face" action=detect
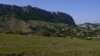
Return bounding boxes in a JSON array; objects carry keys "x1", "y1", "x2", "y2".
[
  {"x1": 52, "y1": 12, "x2": 76, "y2": 25},
  {"x1": 0, "y1": 4, "x2": 76, "y2": 25},
  {"x1": 0, "y1": 4, "x2": 76, "y2": 36}
]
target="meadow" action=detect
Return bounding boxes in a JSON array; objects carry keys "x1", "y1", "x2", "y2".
[{"x1": 0, "y1": 34, "x2": 100, "y2": 56}]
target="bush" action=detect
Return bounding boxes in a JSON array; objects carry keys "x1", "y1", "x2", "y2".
[{"x1": 86, "y1": 37, "x2": 92, "y2": 40}]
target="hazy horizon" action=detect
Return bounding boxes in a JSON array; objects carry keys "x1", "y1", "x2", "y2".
[{"x1": 0, "y1": 0, "x2": 100, "y2": 24}]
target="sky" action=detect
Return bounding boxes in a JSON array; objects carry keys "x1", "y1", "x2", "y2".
[{"x1": 0, "y1": 0, "x2": 100, "y2": 24}]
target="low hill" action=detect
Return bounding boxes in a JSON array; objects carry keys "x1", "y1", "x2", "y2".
[
  {"x1": 78, "y1": 23, "x2": 100, "y2": 37},
  {"x1": 78, "y1": 23, "x2": 100, "y2": 30}
]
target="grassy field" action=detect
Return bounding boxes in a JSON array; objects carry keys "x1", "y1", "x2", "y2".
[{"x1": 0, "y1": 34, "x2": 100, "y2": 56}]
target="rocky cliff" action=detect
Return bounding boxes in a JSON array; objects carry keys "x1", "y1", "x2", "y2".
[
  {"x1": 0, "y1": 4, "x2": 77, "y2": 37},
  {"x1": 0, "y1": 4, "x2": 76, "y2": 25}
]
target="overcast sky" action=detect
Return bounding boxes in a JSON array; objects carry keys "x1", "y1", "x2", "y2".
[{"x1": 0, "y1": 0, "x2": 100, "y2": 24}]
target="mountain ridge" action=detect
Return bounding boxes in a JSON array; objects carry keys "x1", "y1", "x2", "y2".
[
  {"x1": 0, "y1": 4, "x2": 99, "y2": 38},
  {"x1": 0, "y1": 4, "x2": 77, "y2": 37},
  {"x1": 0, "y1": 4, "x2": 76, "y2": 26}
]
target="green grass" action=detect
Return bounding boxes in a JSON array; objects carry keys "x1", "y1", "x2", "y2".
[{"x1": 0, "y1": 34, "x2": 100, "y2": 56}]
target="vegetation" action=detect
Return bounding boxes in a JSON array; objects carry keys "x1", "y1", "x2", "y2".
[
  {"x1": 0, "y1": 34, "x2": 100, "y2": 56},
  {"x1": 0, "y1": 3, "x2": 100, "y2": 56}
]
